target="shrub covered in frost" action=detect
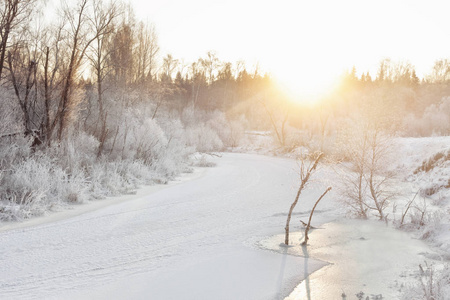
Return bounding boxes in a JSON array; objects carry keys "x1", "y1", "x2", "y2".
[
  {"x1": 0, "y1": 136, "x2": 32, "y2": 170},
  {"x1": 206, "y1": 111, "x2": 248, "y2": 148},
  {"x1": 0, "y1": 92, "x2": 256, "y2": 222},
  {"x1": 47, "y1": 132, "x2": 99, "y2": 173},
  {"x1": 0, "y1": 154, "x2": 89, "y2": 221},
  {"x1": 401, "y1": 262, "x2": 450, "y2": 300},
  {"x1": 185, "y1": 124, "x2": 223, "y2": 152},
  {"x1": 179, "y1": 105, "x2": 249, "y2": 151},
  {"x1": 402, "y1": 97, "x2": 450, "y2": 136}
]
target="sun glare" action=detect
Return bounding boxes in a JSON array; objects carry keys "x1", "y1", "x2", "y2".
[{"x1": 273, "y1": 68, "x2": 339, "y2": 105}]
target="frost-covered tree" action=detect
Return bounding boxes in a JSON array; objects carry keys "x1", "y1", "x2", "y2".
[
  {"x1": 426, "y1": 59, "x2": 450, "y2": 83},
  {"x1": 0, "y1": 0, "x2": 38, "y2": 80},
  {"x1": 161, "y1": 54, "x2": 178, "y2": 83},
  {"x1": 340, "y1": 98, "x2": 398, "y2": 219},
  {"x1": 86, "y1": 0, "x2": 118, "y2": 156},
  {"x1": 135, "y1": 22, "x2": 159, "y2": 84}
]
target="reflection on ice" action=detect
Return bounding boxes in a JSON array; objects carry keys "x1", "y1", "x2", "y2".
[{"x1": 258, "y1": 219, "x2": 439, "y2": 300}]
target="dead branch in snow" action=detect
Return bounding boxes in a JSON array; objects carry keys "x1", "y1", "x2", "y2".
[
  {"x1": 284, "y1": 152, "x2": 323, "y2": 245},
  {"x1": 302, "y1": 187, "x2": 332, "y2": 245}
]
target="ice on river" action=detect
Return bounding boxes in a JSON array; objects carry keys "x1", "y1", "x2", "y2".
[
  {"x1": 0, "y1": 153, "x2": 334, "y2": 299},
  {"x1": 0, "y1": 152, "x2": 443, "y2": 299}
]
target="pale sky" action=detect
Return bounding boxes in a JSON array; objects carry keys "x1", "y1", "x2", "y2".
[{"x1": 130, "y1": 0, "x2": 450, "y2": 96}]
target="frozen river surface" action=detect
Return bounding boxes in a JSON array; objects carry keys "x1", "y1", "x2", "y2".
[{"x1": 0, "y1": 153, "x2": 437, "y2": 299}]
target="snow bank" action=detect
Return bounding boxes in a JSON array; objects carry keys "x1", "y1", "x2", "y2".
[{"x1": 394, "y1": 137, "x2": 450, "y2": 253}]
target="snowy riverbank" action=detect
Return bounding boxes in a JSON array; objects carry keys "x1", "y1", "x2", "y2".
[
  {"x1": 1, "y1": 146, "x2": 448, "y2": 299},
  {"x1": 0, "y1": 153, "x2": 334, "y2": 299}
]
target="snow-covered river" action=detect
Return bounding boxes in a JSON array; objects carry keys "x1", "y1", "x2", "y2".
[{"x1": 0, "y1": 153, "x2": 438, "y2": 299}]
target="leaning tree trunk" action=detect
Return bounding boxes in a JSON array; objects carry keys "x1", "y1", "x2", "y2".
[
  {"x1": 303, "y1": 187, "x2": 332, "y2": 245},
  {"x1": 284, "y1": 153, "x2": 323, "y2": 245}
]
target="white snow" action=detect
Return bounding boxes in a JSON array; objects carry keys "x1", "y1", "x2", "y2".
[
  {"x1": 0, "y1": 154, "x2": 331, "y2": 300},
  {"x1": 0, "y1": 167, "x2": 208, "y2": 233},
  {"x1": 393, "y1": 137, "x2": 450, "y2": 253},
  {"x1": 1, "y1": 143, "x2": 448, "y2": 299},
  {"x1": 261, "y1": 219, "x2": 439, "y2": 299}
]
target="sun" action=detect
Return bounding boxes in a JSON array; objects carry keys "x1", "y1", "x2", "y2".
[{"x1": 272, "y1": 66, "x2": 340, "y2": 105}]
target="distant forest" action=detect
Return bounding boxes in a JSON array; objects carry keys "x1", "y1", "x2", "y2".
[
  {"x1": 1, "y1": 0, "x2": 450, "y2": 146},
  {"x1": 1, "y1": 0, "x2": 450, "y2": 220}
]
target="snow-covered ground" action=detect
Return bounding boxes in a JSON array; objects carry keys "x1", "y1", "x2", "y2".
[
  {"x1": 264, "y1": 220, "x2": 439, "y2": 299},
  {"x1": 0, "y1": 154, "x2": 335, "y2": 299},
  {"x1": 1, "y1": 137, "x2": 448, "y2": 299},
  {"x1": 394, "y1": 137, "x2": 450, "y2": 253}
]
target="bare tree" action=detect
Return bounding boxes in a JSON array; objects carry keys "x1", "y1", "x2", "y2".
[
  {"x1": 7, "y1": 40, "x2": 38, "y2": 136},
  {"x1": 339, "y1": 122, "x2": 370, "y2": 218},
  {"x1": 189, "y1": 60, "x2": 206, "y2": 110},
  {"x1": 426, "y1": 59, "x2": 450, "y2": 83},
  {"x1": 285, "y1": 152, "x2": 323, "y2": 245},
  {"x1": 41, "y1": 23, "x2": 65, "y2": 144},
  {"x1": 108, "y1": 12, "x2": 134, "y2": 86},
  {"x1": 87, "y1": 0, "x2": 118, "y2": 156},
  {"x1": 56, "y1": 0, "x2": 114, "y2": 140},
  {"x1": 200, "y1": 51, "x2": 219, "y2": 84},
  {"x1": 217, "y1": 62, "x2": 233, "y2": 82},
  {"x1": 339, "y1": 98, "x2": 398, "y2": 220},
  {"x1": 376, "y1": 58, "x2": 392, "y2": 82},
  {"x1": 4, "y1": 16, "x2": 52, "y2": 144},
  {"x1": 161, "y1": 54, "x2": 177, "y2": 83},
  {"x1": 262, "y1": 99, "x2": 289, "y2": 148},
  {"x1": 234, "y1": 60, "x2": 245, "y2": 79},
  {"x1": 0, "y1": 0, "x2": 37, "y2": 80},
  {"x1": 135, "y1": 21, "x2": 159, "y2": 83},
  {"x1": 365, "y1": 127, "x2": 396, "y2": 220}
]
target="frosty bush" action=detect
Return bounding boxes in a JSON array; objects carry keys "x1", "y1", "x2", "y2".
[
  {"x1": 89, "y1": 160, "x2": 157, "y2": 198},
  {"x1": 181, "y1": 105, "x2": 197, "y2": 126},
  {"x1": 0, "y1": 122, "x2": 188, "y2": 221},
  {"x1": 131, "y1": 118, "x2": 168, "y2": 164},
  {"x1": 185, "y1": 124, "x2": 223, "y2": 153},
  {"x1": 422, "y1": 97, "x2": 450, "y2": 136},
  {"x1": 418, "y1": 211, "x2": 445, "y2": 242},
  {"x1": 206, "y1": 111, "x2": 248, "y2": 148},
  {"x1": 180, "y1": 106, "x2": 248, "y2": 150},
  {"x1": 0, "y1": 94, "x2": 236, "y2": 222},
  {"x1": 0, "y1": 89, "x2": 22, "y2": 137},
  {"x1": 402, "y1": 97, "x2": 450, "y2": 136},
  {"x1": 286, "y1": 129, "x2": 337, "y2": 155},
  {"x1": 276, "y1": 124, "x2": 303, "y2": 151},
  {"x1": 89, "y1": 161, "x2": 133, "y2": 197},
  {"x1": 48, "y1": 132, "x2": 99, "y2": 173},
  {"x1": 0, "y1": 136, "x2": 32, "y2": 170},
  {"x1": 191, "y1": 153, "x2": 217, "y2": 167},
  {"x1": 0, "y1": 155, "x2": 89, "y2": 221},
  {"x1": 155, "y1": 117, "x2": 195, "y2": 176},
  {"x1": 402, "y1": 113, "x2": 424, "y2": 137},
  {"x1": 401, "y1": 262, "x2": 450, "y2": 300},
  {"x1": 0, "y1": 190, "x2": 47, "y2": 221}
]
